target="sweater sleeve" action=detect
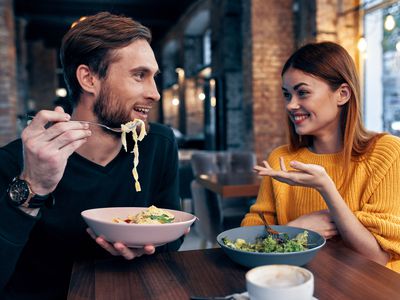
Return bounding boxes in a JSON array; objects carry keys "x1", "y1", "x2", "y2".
[
  {"x1": 354, "y1": 136, "x2": 400, "y2": 260},
  {"x1": 0, "y1": 141, "x2": 39, "y2": 288},
  {"x1": 241, "y1": 175, "x2": 276, "y2": 226},
  {"x1": 153, "y1": 132, "x2": 180, "y2": 212},
  {"x1": 152, "y1": 130, "x2": 182, "y2": 251},
  {"x1": 241, "y1": 149, "x2": 284, "y2": 226}
]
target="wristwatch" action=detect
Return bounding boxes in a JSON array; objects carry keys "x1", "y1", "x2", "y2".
[{"x1": 7, "y1": 177, "x2": 54, "y2": 208}]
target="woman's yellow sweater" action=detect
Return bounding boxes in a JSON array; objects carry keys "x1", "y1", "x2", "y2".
[{"x1": 242, "y1": 135, "x2": 400, "y2": 272}]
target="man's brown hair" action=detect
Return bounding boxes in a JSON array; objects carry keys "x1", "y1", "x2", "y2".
[{"x1": 60, "y1": 12, "x2": 152, "y2": 106}]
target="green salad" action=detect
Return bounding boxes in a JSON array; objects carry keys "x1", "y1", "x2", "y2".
[{"x1": 222, "y1": 231, "x2": 309, "y2": 253}]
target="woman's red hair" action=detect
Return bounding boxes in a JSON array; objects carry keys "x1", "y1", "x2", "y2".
[{"x1": 281, "y1": 42, "x2": 384, "y2": 190}]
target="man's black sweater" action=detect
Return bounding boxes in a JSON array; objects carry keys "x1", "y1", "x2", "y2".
[{"x1": 0, "y1": 123, "x2": 182, "y2": 299}]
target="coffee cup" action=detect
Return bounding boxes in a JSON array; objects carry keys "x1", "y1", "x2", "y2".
[{"x1": 246, "y1": 264, "x2": 314, "y2": 300}]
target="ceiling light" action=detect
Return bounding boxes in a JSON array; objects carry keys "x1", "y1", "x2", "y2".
[
  {"x1": 384, "y1": 14, "x2": 396, "y2": 31},
  {"x1": 172, "y1": 98, "x2": 180, "y2": 106},
  {"x1": 210, "y1": 96, "x2": 216, "y2": 107},
  {"x1": 56, "y1": 88, "x2": 67, "y2": 97},
  {"x1": 357, "y1": 37, "x2": 367, "y2": 52},
  {"x1": 391, "y1": 121, "x2": 400, "y2": 131}
]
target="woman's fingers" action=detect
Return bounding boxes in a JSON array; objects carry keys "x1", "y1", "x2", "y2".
[
  {"x1": 323, "y1": 230, "x2": 338, "y2": 239},
  {"x1": 262, "y1": 160, "x2": 271, "y2": 168},
  {"x1": 279, "y1": 157, "x2": 287, "y2": 171}
]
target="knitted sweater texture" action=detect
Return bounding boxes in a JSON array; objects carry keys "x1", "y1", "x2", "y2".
[{"x1": 242, "y1": 135, "x2": 400, "y2": 272}]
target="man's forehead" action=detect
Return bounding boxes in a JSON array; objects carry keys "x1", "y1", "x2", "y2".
[{"x1": 111, "y1": 40, "x2": 159, "y2": 71}]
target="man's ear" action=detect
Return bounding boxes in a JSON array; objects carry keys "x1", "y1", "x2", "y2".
[
  {"x1": 337, "y1": 83, "x2": 351, "y2": 106},
  {"x1": 76, "y1": 64, "x2": 98, "y2": 95}
]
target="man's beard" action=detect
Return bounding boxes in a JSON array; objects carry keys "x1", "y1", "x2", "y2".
[{"x1": 93, "y1": 82, "x2": 132, "y2": 138}]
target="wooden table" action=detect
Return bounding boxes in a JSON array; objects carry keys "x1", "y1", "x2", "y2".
[
  {"x1": 196, "y1": 172, "x2": 261, "y2": 198},
  {"x1": 68, "y1": 239, "x2": 400, "y2": 300}
]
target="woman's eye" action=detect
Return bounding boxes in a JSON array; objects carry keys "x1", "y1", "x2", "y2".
[
  {"x1": 283, "y1": 92, "x2": 291, "y2": 101},
  {"x1": 298, "y1": 90, "x2": 309, "y2": 97}
]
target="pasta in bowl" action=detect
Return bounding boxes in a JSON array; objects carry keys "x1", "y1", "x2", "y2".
[{"x1": 81, "y1": 206, "x2": 196, "y2": 247}]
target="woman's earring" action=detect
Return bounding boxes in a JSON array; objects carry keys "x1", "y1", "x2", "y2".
[{"x1": 299, "y1": 135, "x2": 302, "y2": 143}]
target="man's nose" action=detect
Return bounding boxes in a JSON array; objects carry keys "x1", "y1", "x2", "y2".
[{"x1": 147, "y1": 79, "x2": 161, "y2": 101}]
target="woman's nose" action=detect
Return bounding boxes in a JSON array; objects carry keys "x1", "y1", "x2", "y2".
[{"x1": 286, "y1": 97, "x2": 300, "y2": 110}]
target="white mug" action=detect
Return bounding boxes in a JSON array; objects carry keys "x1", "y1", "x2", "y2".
[{"x1": 246, "y1": 265, "x2": 314, "y2": 300}]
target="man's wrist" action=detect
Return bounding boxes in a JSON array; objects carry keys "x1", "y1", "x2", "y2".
[
  {"x1": 7, "y1": 176, "x2": 55, "y2": 208},
  {"x1": 19, "y1": 174, "x2": 50, "y2": 196},
  {"x1": 19, "y1": 206, "x2": 40, "y2": 217}
]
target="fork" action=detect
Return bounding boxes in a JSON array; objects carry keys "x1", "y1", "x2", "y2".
[
  {"x1": 258, "y1": 212, "x2": 280, "y2": 236},
  {"x1": 27, "y1": 115, "x2": 139, "y2": 133},
  {"x1": 190, "y1": 292, "x2": 248, "y2": 300}
]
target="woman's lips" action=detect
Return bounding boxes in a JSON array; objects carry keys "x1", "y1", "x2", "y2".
[{"x1": 291, "y1": 113, "x2": 310, "y2": 125}]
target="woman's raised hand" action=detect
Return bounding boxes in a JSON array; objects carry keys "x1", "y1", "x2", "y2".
[{"x1": 254, "y1": 157, "x2": 334, "y2": 193}]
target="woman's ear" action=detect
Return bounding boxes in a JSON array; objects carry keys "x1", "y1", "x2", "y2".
[
  {"x1": 76, "y1": 64, "x2": 98, "y2": 95},
  {"x1": 337, "y1": 83, "x2": 351, "y2": 106}
]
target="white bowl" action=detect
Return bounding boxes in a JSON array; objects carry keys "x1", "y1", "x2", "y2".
[{"x1": 81, "y1": 207, "x2": 196, "y2": 247}]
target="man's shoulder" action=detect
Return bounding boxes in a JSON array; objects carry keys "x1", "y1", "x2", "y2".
[
  {"x1": 148, "y1": 123, "x2": 175, "y2": 143},
  {"x1": 0, "y1": 139, "x2": 22, "y2": 157},
  {"x1": 0, "y1": 139, "x2": 23, "y2": 172}
]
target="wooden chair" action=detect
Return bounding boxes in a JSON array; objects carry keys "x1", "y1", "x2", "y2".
[{"x1": 190, "y1": 151, "x2": 256, "y2": 246}]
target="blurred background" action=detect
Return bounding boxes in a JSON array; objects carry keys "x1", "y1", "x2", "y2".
[{"x1": 1, "y1": 0, "x2": 400, "y2": 160}]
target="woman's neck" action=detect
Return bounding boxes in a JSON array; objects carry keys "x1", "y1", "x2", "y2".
[{"x1": 310, "y1": 135, "x2": 343, "y2": 154}]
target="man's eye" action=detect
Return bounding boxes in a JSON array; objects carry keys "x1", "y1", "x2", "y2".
[{"x1": 135, "y1": 72, "x2": 145, "y2": 80}]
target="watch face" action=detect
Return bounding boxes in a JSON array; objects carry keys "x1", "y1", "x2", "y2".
[{"x1": 9, "y1": 179, "x2": 31, "y2": 205}]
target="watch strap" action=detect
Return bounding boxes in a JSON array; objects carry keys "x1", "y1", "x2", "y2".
[
  {"x1": 8, "y1": 176, "x2": 55, "y2": 209},
  {"x1": 21, "y1": 193, "x2": 55, "y2": 208}
]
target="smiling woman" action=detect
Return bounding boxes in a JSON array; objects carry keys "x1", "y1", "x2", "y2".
[{"x1": 242, "y1": 41, "x2": 400, "y2": 274}]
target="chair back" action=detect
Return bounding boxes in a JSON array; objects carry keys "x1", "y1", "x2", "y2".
[
  {"x1": 230, "y1": 151, "x2": 256, "y2": 173},
  {"x1": 190, "y1": 180, "x2": 223, "y2": 244},
  {"x1": 191, "y1": 151, "x2": 256, "y2": 176},
  {"x1": 191, "y1": 152, "x2": 219, "y2": 176}
]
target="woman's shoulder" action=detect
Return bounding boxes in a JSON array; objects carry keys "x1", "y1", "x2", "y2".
[
  {"x1": 371, "y1": 134, "x2": 400, "y2": 158},
  {"x1": 266, "y1": 144, "x2": 298, "y2": 166},
  {"x1": 375, "y1": 134, "x2": 400, "y2": 149},
  {"x1": 364, "y1": 134, "x2": 400, "y2": 167},
  {"x1": 268, "y1": 144, "x2": 291, "y2": 159}
]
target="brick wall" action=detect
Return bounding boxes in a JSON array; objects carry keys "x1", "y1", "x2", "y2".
[
  {"x1": 249, "y1": 0, "x2": 295, "y2": 162},
  {"x1": 248, "y1": 0, "x2": 359, "y2": 162},
  {"x1": 27, "y1": 40, "x2": 58, "y2": 111},
  {"x1": 0, "y1": 0, "x2": 17, "y2": 147},
  {"x1": 316, "y1": 0, "x2": 360, "y2": 61}
]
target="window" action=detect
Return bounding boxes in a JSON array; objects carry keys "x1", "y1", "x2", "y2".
[{"x1": 364, "y1": 0, "x2": 400, "y2": 136}]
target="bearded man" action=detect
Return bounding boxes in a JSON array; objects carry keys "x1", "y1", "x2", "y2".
[{"x1": 0, "y1": 12, "x2": 182, "y2": 299}]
